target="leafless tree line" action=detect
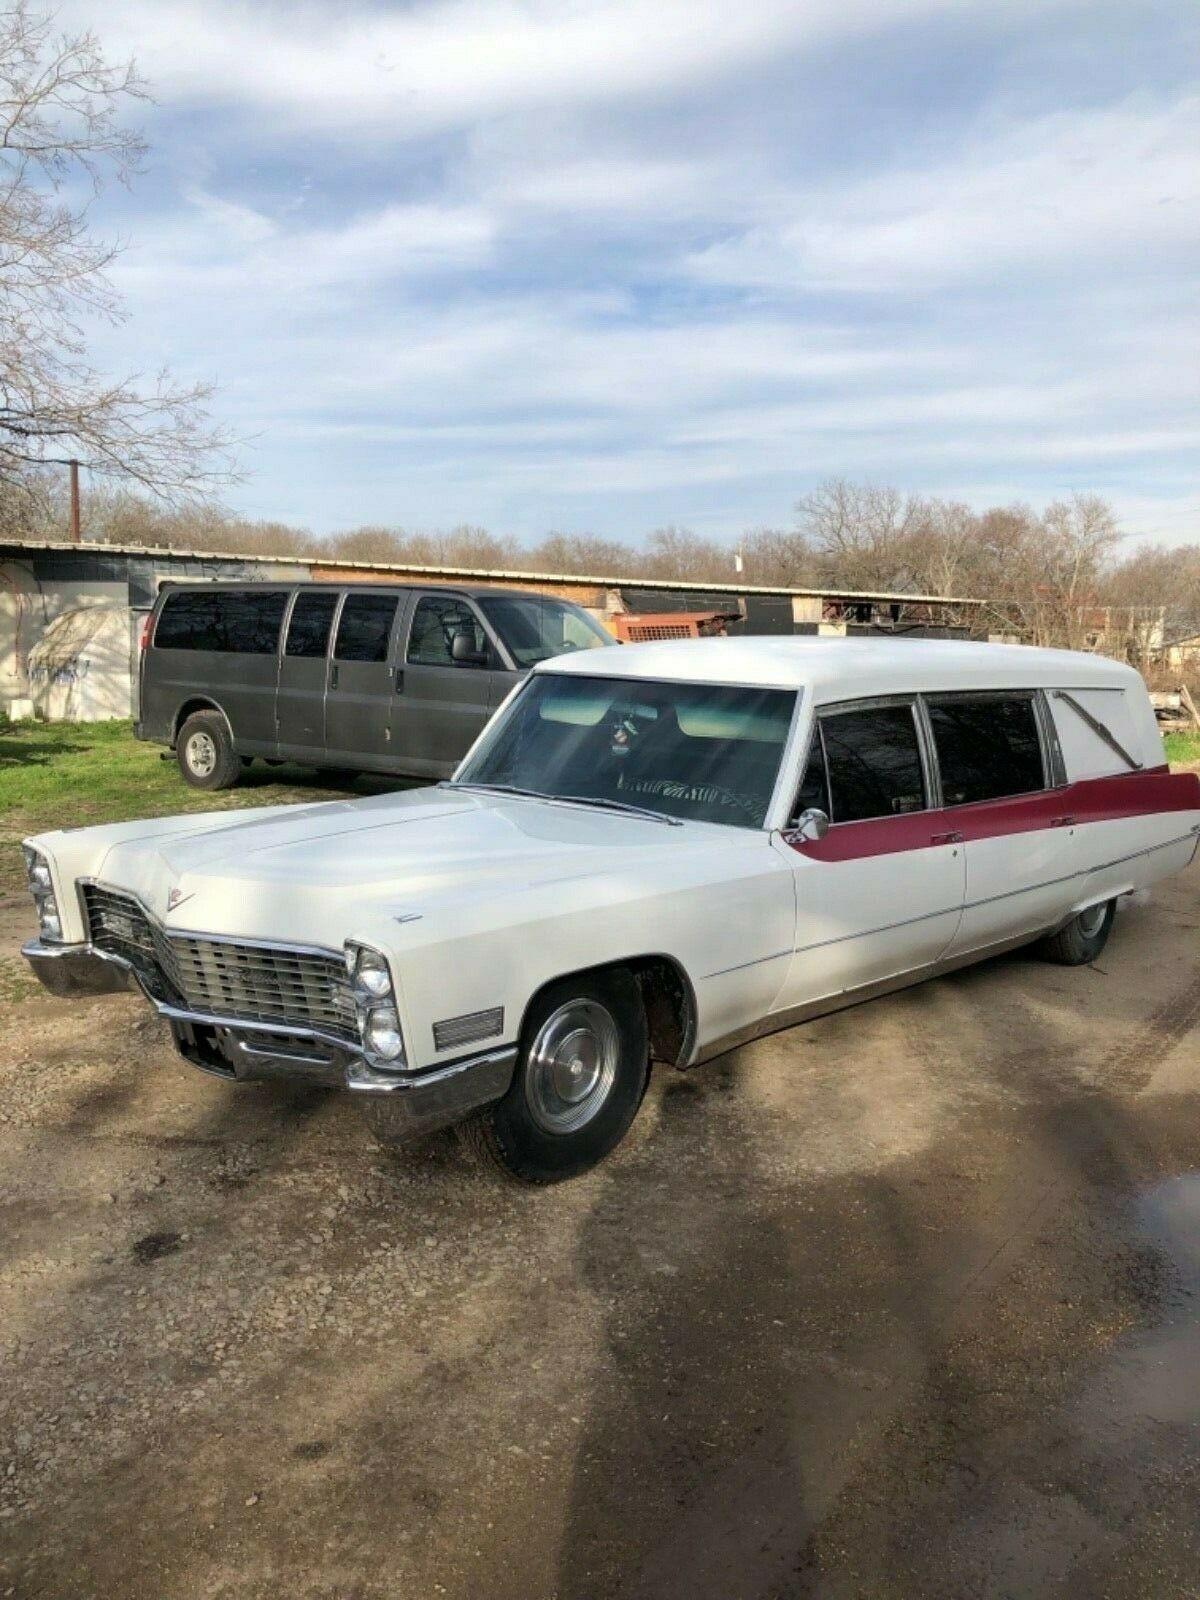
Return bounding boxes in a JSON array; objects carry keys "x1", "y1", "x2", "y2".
[{"x1": 13, "y1": 472, "x2": 1198, "y2": 659}]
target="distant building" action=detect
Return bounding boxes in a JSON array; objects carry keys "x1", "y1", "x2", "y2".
[{"x1": 0, "y1": 536, "x2": 983, "y2": 722}]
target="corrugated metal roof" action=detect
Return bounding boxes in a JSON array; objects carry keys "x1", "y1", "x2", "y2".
[{"x1": 0, "y1": 534, "x2": 984, "y2": 607}]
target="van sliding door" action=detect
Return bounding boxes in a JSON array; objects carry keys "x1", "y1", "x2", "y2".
[
  {"x1": 324, "y1": 590, "x2": 408, "y2": 770},
  {"x1": 276, "y1": 589, "x2": 340, "y2": 761}
]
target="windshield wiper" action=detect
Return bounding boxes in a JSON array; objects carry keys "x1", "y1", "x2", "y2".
[
  {"x1": 552, "y1": 794, "x2": 683, "y2": 827},
  {"x1": 440, "y1": 781, "x2": 549, "y2": 801},
  {"x1": 443, "y1": 780, "x2": 682, "y2": 826}
]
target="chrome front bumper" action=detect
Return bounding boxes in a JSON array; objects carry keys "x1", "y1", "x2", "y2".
[{"x1": 22, "y1": 938, "x2": 517, "y2": 1141}]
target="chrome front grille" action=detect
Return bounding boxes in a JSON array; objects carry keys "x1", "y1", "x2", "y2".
[{"x1": 82, "y1": 884, "x2": 357, "y2": 1040}]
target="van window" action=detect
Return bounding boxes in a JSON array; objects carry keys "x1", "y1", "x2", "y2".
[
  {"x1": 285, "y1": 591, "x2": 339, "y2": 658},
  {"x1": 407, "y1": 596, "x2": 488, "y2": 666},
  {"x1": 478, "y1": 595, "x2": 611, "y2": 667},
  {"x1": 821, "y1": 704, "x2": 928, "y2": 823},
  {"x1": 927, "y1": 696, "x2": 1045, "y2": 805},
  {"x1": 154, "y1": 589, "x2": 288, "y2": 653},
  {"x1": 333, "y1": 593, "x2": 398, "y2": 662}
]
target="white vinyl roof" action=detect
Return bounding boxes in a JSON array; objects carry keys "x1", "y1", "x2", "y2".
[{"x1": 539, "y1": 635, "x2": 1139, "y2": 698}]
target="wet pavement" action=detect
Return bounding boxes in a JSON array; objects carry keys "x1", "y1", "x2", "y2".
[{"x1": 2, "y1": 865, "x2": 1200, "y2": 1598}]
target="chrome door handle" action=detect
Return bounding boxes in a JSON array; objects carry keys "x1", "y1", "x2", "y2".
[
  {"x1": 1050, "y1": 814, "x2": 1076, "y2": 827},
  {"x1": 930, "y1": 830, "x2": 963, "y2": 845}
]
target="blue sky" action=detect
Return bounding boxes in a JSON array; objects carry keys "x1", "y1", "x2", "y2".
[{"x1": 65, "y1": 0, "x2": 1200, "y2": 546}]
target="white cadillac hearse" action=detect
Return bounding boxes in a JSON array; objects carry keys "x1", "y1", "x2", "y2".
[{"x1": 22, "y1": 639, "x2": 1200, "y2": 1182}]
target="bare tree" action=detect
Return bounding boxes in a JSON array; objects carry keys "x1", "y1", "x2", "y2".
[
  {"x1": 797, "y1": 479, "x2": 923, "y2": 592},
  {"x1": 0, "y1": 2, "x2": 234, "y2": 504},
  {"x1": 739, "y1": 526, "x2": 818, "y2": 587}
]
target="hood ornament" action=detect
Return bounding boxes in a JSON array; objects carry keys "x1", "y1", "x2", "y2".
[{"x1": 166, "y1": 887, "x2": 194, "y2": 914}]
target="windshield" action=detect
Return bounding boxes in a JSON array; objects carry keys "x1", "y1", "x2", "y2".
[
  {"x1": 456, "y1": 674, "x2": 797, "y2": 828},
  {"x1": 479, "y1": 595, "x2": 613, "y2": 667}
]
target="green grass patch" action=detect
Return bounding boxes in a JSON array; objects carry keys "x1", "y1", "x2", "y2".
[
  {"x1": 0, "y1": 718, "x2": 407, "y2": 898},
  {"x1": 1164, "y1": 729, "x2": 1200, "y2": 767}
]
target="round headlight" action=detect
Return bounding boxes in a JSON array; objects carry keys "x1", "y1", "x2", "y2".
[
  {"x1": 40, "y1": 905, "x2": 62, "y2": 940},
  {"x1": 30, "y1": 863, "x2": 52, "y2": 893},
  {"x1": 364, "y1": 1004, "x2": 404, "y2": 1062}
]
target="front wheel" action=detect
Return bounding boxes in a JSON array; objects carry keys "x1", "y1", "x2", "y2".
[
  {"x1": 1035, "y1": 899, "x2": 1116, "y2": 965},
  {"x1": 457, "y1": 969, "x2": 649, "y2": 1183}
]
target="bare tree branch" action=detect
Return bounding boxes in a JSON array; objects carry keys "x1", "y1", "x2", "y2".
[{"x1": 0, "y1": 2, "x2": 236, "y2": 505}]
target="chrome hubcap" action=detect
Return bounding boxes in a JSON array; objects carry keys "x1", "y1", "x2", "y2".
[
  {"x1": 1077, "y1": 903, "x2": 1107, "y2": 938},
  {"x1": 186, "y1": 731, "x2": 217, "y2": 777},
  {"x1": 525, "y1": 999, "x2": 620, "y2": 1134}
]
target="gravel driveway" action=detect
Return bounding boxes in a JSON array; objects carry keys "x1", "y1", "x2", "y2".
[{"x1": 2, "y1": 863, "x2": 1200, "y2": 1599}]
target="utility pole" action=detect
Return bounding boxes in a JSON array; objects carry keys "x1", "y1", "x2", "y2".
[
  {"x1": 47, "y1": 457, "x2": 83, "y2": 541},
  {"x1": 68, "y1": 459, "x2": 80, "y2": 543}
]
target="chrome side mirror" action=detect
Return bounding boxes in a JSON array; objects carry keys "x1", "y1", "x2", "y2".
[{"x1": 791, "y1": 807, "x2": 829, "y2": 842}]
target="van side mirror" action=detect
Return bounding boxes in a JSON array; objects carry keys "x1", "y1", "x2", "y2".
[
  {"x1": 450, "y1": 630, "x2": 487, "y2": 666},
  {"x1": 791, "y1": 808, "x2": 830, "y2": 842}
]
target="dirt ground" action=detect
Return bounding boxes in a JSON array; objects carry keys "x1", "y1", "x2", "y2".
[{"x1": 2, "y1": 857, "x2": 1200, "y2": 1600}]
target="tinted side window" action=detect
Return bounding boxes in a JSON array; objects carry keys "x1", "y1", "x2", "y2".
[
  {"x1": 334, "y1": 594, "x2": 398, "y2": 662},
  {"x1": 154, "y1": 590, "x2": 222, "y2": 650},
  {"x1": 285, "y1": 591, "x2": 339, "y2": 658},
  {"x1": 928, "y1": 696, "x2": 1045, "y2": 805},
  {"x1": 791, "y1": 728, "x2": 830, "y2": 818},
  {"x1": 821, "y1": 704, "x2": 927, "y2": 823},
  {"x1": 407, "y1": 596, "x2": 488, "y2": 666},
  {"x1": 154, "y1": 589, "x2": 286, "y2": 653}
]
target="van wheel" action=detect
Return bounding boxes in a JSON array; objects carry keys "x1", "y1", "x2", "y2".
[
  {"x1": 176, "y1": 711, "x2": 240, "y2": 791},
  {"x1": 456, "y1": 968, "x2": 649, "y2": 1184},
  {"x1": 1036, "y1": 900, "x2": 1116, "y2": 965}
]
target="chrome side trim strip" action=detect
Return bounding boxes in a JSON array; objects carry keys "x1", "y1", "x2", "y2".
[
  {"x1": 790, "y1": 902, "x2": 962, "y2": 958},
  {"x1": 691, "y1": 926, "x2": 1055, "y2": 1066},
  {"x1": 700, "y1": 949, "x2": 792, "y2": 980},
  {"x1": 1077, "y1": 826, "x2": 1200, "y2": 877}
]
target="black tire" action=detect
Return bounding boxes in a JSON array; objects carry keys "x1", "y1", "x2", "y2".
[
  {"x1": 176, "y1": 710, "x2": 241, "y2": 791},
  {"x1": 457, "y1": 968, "x2": 649, "y2": 1184},
  {"x1": 1035, "y1": 899, "x2": 1116, "y2": 965}
]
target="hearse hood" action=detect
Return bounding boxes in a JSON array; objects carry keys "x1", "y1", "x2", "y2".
[{"x1": 87, "y1": 785, "x2": 724, "y2": 948}]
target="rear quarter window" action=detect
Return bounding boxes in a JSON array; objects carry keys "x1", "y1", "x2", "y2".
[{"x1": 154, "y1": 589, "x2": 288, "y2": 653}]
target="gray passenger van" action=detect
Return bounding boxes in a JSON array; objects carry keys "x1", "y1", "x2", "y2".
[{"x1": 137, "y1": 581, "x2": 614, "y2": 789}]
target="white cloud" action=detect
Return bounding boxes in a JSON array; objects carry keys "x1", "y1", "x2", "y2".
[
  {"x1": 115, "y1": 197, "x2": 496, "y2": 301},
  {"x1": 69, "y1": 0, "x2": 1055, "y2": 137},
  {"x1": 687, "y1": 95, "x2": 1200, "y2": 291}
]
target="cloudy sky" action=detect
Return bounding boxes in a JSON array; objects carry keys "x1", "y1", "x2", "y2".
[{"x1": 65, "y1": 0, "x2": 1199, "y2": 545}]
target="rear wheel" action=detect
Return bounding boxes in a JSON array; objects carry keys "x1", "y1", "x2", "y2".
[
  {"x1": 457, "y1": 968, "x2": 649, "y2": 1184},
  {"x1": 176, "y1": 710, "x2": 241, "y2": 791},
  {"x1": 1036, "y1": 899, "x2": 1116, "y2": 965}
]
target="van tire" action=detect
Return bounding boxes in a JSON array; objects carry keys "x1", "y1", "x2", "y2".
[
  {"x1": 1035, "y1": 899, "x2": 1116, "y2": 965},
  {"x1": 176, "y1": 711, "x2": 240, "y2": 791},
  {"x1": 456, "y1": 968, "x2": 649, "y2": 1184}
]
